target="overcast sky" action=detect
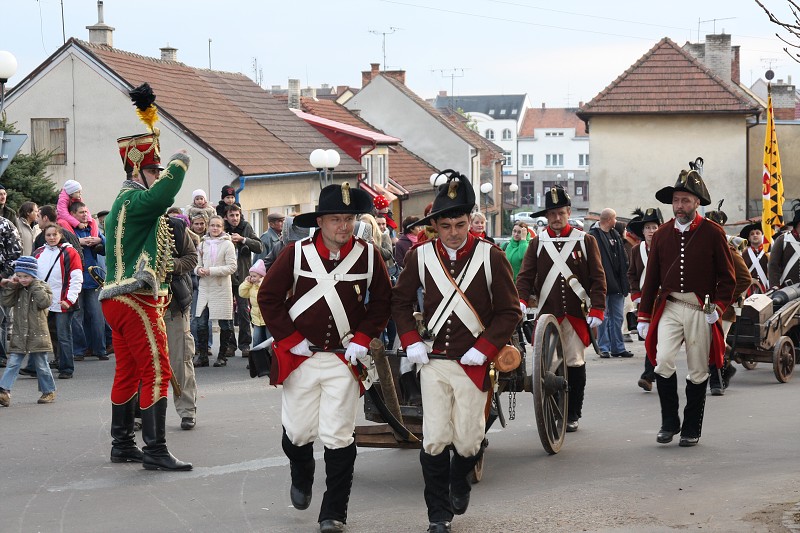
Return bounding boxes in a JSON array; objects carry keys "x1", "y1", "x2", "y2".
[{"x1": 6, "y1": 0, "x2": 800, "y2": 106}]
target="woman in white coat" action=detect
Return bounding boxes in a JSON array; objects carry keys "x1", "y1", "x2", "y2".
[{"x1": 193, "y1": 216, "x2": 236, "y2": 367}]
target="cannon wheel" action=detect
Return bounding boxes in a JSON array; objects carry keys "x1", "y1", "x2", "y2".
[
  {"x1": 772, "y1": 336, "x2": 795, "y2": 383},
  {"x1": 531, "y1": 314, "x2": 568, "y2": 455}
]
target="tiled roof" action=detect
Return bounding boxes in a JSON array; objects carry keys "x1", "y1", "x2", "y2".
[
  {"x1": 579, "y1": 37, "x2": 762, "y2": 116},
  {"x1": 433, "y1": 94, "x2": 527, "y2": 120},
  {"x1": 519, "y1": 107, "x2": 587, "y2": 137},
  {"x1": 298, "y1": 97, "x2": 436, "y2": 193},
  {"x1": 75, "y1": 39, "x2": 361, "y2": 175}
]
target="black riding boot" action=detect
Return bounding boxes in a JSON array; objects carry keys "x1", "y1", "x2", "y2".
[
  {"x1": 193, "y1": 327, "x2": 209, "y2": 367},
  {"x1": 566, "y1": 365, "x2": 586, "y2": 432},
  {"x1": 656, "y1": 374, "x2": 680, "y2": 443},
  {"x1": 450, "y1": 448, "x2": 482, "y2": 515},
  {"x1": 318, "y1": 442, "x2": 356, "y2": 531},
  {"x1": 282, "y1": 429, "x2": 315, "y2": 510},
  {"x1": 420, "y1": 450, "x2": 453, "y2": 524},
  {"x1": 141, "y1": 397, "x2": 193, "y2": 470},
  {"x1": 110, "y1": 394, "x2": 143, "y2": 463},
  {"x1": 708, "y1": 364, "x2": 724, "y2": 396},
  {"x1": 214, "y1": 329, "x2": 231, "y2": 367},
  {"x1": 680, "y1": 378, "x2": 708, "y2": 447},
  {"x1": 399, "y1": 370, "x2": 422, "y2": 406}
]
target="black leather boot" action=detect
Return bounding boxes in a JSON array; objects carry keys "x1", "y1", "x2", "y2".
[
  {"x1": 638, "y1": 356, "x2": 656, "y2": 391},
  {"x1": 721, "y1": 362, "x2": 737, "y2": 389},
  {"x1": 449, "y1": 449, "x2": 482, "y2": 515},
  {"x1": 193, "y1": 327, "x2": 209, "y2": 367},
  {"x1": 656, "y1": 374, "x2": 680, "y2": 443},
  {"x1": 680, "y1": 378, "x2": 708, "y2": 447},
  {"x1": 141, "y1": 397, "x2": 193, "y2": 471},
  {"x1": 566, "y1": 365, "x2": 586, "y2": 432},
  {"x1": 708, "y1": 364, "x2": 724, "y2": 396},
  {"x1": 214, "y1": 329, "x2": 231, "y2": 367},
  {"x1": 399, "y1": 371, "x2": 422, "y2": 406},
  {"x1": 317, "y1": 442, "x2": 356, "y2": 531},
  {"x1": 420, "y1": 450, "x2": 453, "y2": 524},
  {"x1": 282, "y1": 430, "x2": 315, "y2": 510},
  {"x1": 110, "y1": 394, "x2": 143, "y2": 463}
]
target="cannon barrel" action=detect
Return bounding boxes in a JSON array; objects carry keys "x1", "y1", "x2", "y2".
[{"x1": 770, "y1": 285, "x2": 800, "y2": 307}]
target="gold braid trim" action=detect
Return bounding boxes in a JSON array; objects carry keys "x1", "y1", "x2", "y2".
[{"x1": 116, "y1": 294, "x2": 166, "y2": 406}]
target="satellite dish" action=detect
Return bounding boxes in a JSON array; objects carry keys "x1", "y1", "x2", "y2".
[{"x1": 766, "y1": 69, "x2": 775, "y2": 81}]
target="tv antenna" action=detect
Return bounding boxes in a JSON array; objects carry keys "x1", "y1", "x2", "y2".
[
  {"x1": 432, "y1": 68, "x2": 468, "y2": 110},
  {"x1": 369, "y1": 27, "x2": 402, "y2": 71},
  {"x1": 696, "y1": 17, "x2": 736, "y2": 41}
]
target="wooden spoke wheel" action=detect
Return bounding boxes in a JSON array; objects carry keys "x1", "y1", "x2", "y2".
[
  {"x1": 772, "y1": 336, "x2": 795, "y2": 383},
  {"x1": 531, "y1": 314, "x2": 568, "y2": 455}
]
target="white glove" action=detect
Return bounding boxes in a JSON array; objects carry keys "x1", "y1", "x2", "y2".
[
  {"x1": 633, "y1": 297, "x2": 641, "y2": 304},
  {"x1": 406, "y1": 342, "x2": 429, "y2": 365},
  {"x1": 520, "y1": 302, "x2": 528, "y2": 314},
  {"x1": 637, "y1": 322, "x2": 649, "y2": 339},
  {"x1": 289, "y1": 338, "x2": 313, "y2": 357},
  {"x1": 345, "y1": 342, "x2": 369, "y2": 365},
  {"x1": 460, "y1": 347, "x2": 487, "y2": 366},
  {"x1": 586, "y1": 316, "x2": 602, "y2": 329},
  {"x1": 705, "y1": 309, "x2": 720, "y2": 324}
]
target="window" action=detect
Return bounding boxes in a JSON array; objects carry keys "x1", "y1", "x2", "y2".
[
  {"x1": 511, "y1": 109, "x2": 518, "y2": 115},
  {"x1": 503, "y1": 151, "x2": 512, "y2": 166},
  {"x1": 544, "y1": 131, "x2": 564, "y2": 137},
  {"x1": 579, "y1": 154, "x2": 590, "y2": 166},
  {"x1": 500, "y1": 109, "x2": 507, "y2": 115},
  {"x1": 545, "y1": 154, "x2": 564, "y2": 167},
  {"x1": 488, "y1": 109, "x2": 495, "y2": 116},
  {"x1": 485, "y1": 129, "x2": 495, "y2": 140},
  {"x1": 502, "y1": 128, "x2": 512, "y2": 140},
  {"x1": 520, "y1": 182, "x2": 535, "y2": 204},
  {"x1": 250, "y1": 210, "x2": 263, "y2": 236},
  {"x1": 520, "y1": 154, "x2": 534, "y2": 167},
  {"x1": 364, "y1": 153, "x2": 386, "y2": 186},
  {"x1": 31, "y1": 118, "x2": 67, "y2": 165},
  {"x1": 574, "y1": 181, "x2": 589, "y2": 201}
]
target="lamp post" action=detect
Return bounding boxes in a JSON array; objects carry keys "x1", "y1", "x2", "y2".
[
  {"x1": 0, "y1": 51, "x2": 26, "y2": 179},
  {"x1": 479, "y1": 182, "x2": 493, "y2": 216},
  {"x1": 508, "y1": 182, "x2": 519, "y2": 204},
  {"x1": 505, "y1": 183, "x2": 519, "y2": 235},
  {"x1": 429, "y1": 171, "x2": 447, "y2": 189},
  {"x1": 309, "y1": 148, "x2": 341, "y2": 189}
]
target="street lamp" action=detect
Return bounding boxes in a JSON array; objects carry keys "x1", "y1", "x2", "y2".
[
  {"x1": 429, "y1": 172, "x2": 447, "y2": 188},
  {"x1": 0, "y1": 51, "x2": 17, "y2": 115},
  {"x1": 508, "y1": 182, "x2": 519, "y2": 203},
  {"x1": 0, "y1": 51, "x2": 26, "y2": 179},
  {"x1": 479, "y1": 182, "x2": 493, "y2": 216},
  {"x1": 309, "y1": 148, "x2": 340, "y2": 188}
]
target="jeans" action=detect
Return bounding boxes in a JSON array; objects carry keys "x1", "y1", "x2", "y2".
[
  {"x1": 196, "y1": 307, "x2": 232, "y2": 336},
  {"x1": 49, "y1": 312, "x2": 75, "y2": 375},
  {"x1": 598, "y1": 292, "x2": 626, "y2": 354},
  {"x1": 231, "y1": 290, "x2": 252, "y2": 350},
  {"x1": 0, "y1": 352, "x2": 56, "y2": 393},
  {"x1": 73, "y1": 288, "x2": 106, "y2": 356},
  {"x1": 190, "y1": 287, "x2": 213, "y2": 350}
]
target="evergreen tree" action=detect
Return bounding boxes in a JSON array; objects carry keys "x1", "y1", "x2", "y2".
[{"x1": 0, "y1": 118, "x2": 57, "y2": 211}]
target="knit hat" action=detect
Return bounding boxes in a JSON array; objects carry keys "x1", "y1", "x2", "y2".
[
  {"x1": 221, "y1": 185, "x2": 236, "y2": 199},
  {"x1": 249, "y1": 259, "x2": 266, "y2": 277},
  {"x1": 14, "y1": 256, "x2": 39, "y2": 279},
  {"x1": 192, "y1": 189, "x2": 207, "y2": 201},
  {"x1": 64, "y1": 180, "x2": 82, "y2": 195}
]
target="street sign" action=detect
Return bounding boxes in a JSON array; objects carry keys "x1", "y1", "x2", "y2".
[{"x1": 0, "y1": 131, "x2": 27, "y2": 178}]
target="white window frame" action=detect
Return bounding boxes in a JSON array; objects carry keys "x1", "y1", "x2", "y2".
[
  {"x1": 485, "y1": 129, "x2": 495, "y2": 140},
  {"x1": 502, "y1": 128, "x2": 512, "y2": 140},
  {"x1": 545, "y1": 154, "x2": 564, "y2": 168}
]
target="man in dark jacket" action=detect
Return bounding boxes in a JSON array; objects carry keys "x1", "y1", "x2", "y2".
[
  {"x1": 224, "y1": 204, "x2": 263, "y2": 357},
  {"x1": 393, "y1": 216, "x2": 420, "y2": 269},
  {"x1": 589, "y1": 208, "x2": 632, "y2": 358}
]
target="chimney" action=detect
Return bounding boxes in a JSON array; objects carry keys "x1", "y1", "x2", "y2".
[
  {"x1": 439, "y1": 90, "x2": 448, "y2": 97},
  {"x1": 288, "y1": 78, "x2": 301, "y2": 110},
  {"x1": 541, "y1": 103, "x2": 546, "y2": 109},
  {"x1": 86, "y1": 1, "x2": 115, "y2": 47},
  {"x1": 731, "y1": 45, "x2": 740, "y2": 85},
  {"x1": 301, "y1": 87, "x2": 316, "y2": 98},
  {"x1": 772, "y1": 81, "x2": 797, "y2": 120},
  {"x1": 703, "y1": 34, "x2": 732, "y2": 84},
  {"x1": 271, "y1": 85, "x2": 281, "y2": 92},
  {"x1": 361, "y1": 63, "x2": 382, "y2": 87},
  {"x1": 160, "y1": 45, "x2": 177, "y2": 62}
]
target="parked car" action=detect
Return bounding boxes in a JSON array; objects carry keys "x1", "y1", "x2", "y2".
[
  {"x1": 511, "y1": 211, "x2": 537, "y2": 225},
  {"x1": 569, "y1": 218, "x2": 584, "y2": 230}
]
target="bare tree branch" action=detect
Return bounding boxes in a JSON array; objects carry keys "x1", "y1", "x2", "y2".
[{"x1": 755, "y1": 0, "x2": 800, "y2": 63}]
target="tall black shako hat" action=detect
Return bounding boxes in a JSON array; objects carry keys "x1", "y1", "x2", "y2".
[
  {"x1": 532, "y1": 184, "x2": 571, "y2": 218},
  {"x1": 655, "y1": 157, "x2": 711, "y2": 206},
  {"x1": 407, "y1": 170, "x2": 475, "y2": 229},
  {"x1": 627, "y1": 207, "x2": 664, "y2": 240},
  {"x1": 293, "y1": 182, "x2": 372, "y2": 228}
]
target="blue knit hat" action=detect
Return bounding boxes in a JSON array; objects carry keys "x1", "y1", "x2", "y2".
[{"x1": 14, "y1": 256, "x2": 39, "y2": 279}]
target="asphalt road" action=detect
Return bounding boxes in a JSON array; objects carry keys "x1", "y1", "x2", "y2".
[{"x1": 1, "y1": 338, "x2": 798, "y2": 533}]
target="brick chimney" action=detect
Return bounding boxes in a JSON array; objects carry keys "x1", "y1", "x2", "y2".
[
  {"x1": 160, "y1": 45, "x2": 177, "y2": 62},
  {"x1": 362, "y1": 63, "x2": 381, "y2": 87},
  {"x1": 86, "y1": 1, "x2": 114, "y2": 47},
  {"x1": 439, "y1": 90, "x2": 448, "y2": 97},
  {"x1": 771, "y1": 80, "x2": 797, "y2": 120},
  {"x1": 731, "y1": 45, "x2": 740, "y2": 85},
  {"x1": 288, "y1": 78, "x2": 301, "y2": 110}
]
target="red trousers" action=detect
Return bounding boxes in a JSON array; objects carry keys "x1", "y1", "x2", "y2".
[{"x1": 102, "y1": 294, "x2": 171, "y2": 409}]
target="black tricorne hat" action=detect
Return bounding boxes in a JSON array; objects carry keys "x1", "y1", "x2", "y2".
[
  {"x1": 293, "y1": 182, "x2": 373, "y2": 228},
  {"x1": 739, "y1": 222, "x2": 763, "y2": 240},
  {"x1": 531, "y1": 184, "x2": 571, "y2": 217},
  {"x1": 407, "y1": 170, "x2": 475, "y2": 229},
  {"x1": 655, "y1": 164, "x2": 711, "y2": 207},
  {"x1": 627, "y1": 207, "x2": 664, "y2": 240},
  {"x1": 705, "y1": 199, "x2": 727, "y2": 226}
]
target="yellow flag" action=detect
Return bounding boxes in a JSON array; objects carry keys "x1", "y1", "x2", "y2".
[{"x1": 762, "y1": 89, "x2": 785, "y2": 246}]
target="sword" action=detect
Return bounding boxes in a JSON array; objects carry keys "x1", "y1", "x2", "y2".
[
  {"x1": 705, "y1": 294, "x2": 725, "y2": 388},
  {"x1": 567, "y1": 275, "x2": 602, "y2": 355}
]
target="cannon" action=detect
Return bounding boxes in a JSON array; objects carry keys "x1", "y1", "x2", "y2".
[{"x1": 727, "y1": 285, "x2": 800, "y2": 382}]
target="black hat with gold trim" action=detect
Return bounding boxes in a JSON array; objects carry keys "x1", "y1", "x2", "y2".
[
  {"x1": 407, "y1": 169, "x2": 475, "y2": 229},
  {"x1": 627, "y1": 207, "x2": 664, "y2": 240},
  {"x1": 532, "y1": 184, "x2": 571, "y2": 217},
  {"x1": 655, "y1": 157, "x2": 711, "y2": 206},
  {"x1": 117, "y1": 83, "x2": 163, "y2": 175},
  {"x1": 294, "y1": 182, "x2": 372, "y2": 228}
]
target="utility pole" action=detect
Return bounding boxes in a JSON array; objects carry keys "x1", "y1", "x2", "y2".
[
  {"x1": 208, "y1": 39, "x2": 212, "y2": 69},
  {"x1": 252, "y1": 57, "x2": 263, "y2": 87},
  {"x1": 369, "y1": 27, "x2": 402, "y2": 71},
  {"x1": 432, "y1": 68, "x2": 467, "y2": 110}
]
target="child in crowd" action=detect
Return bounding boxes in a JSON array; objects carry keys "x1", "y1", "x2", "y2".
[
  {"x1": 185, "y1": 189, "x2": 216, "y2": 221},
  {"x1": 0, "y1": 256, "x2": 56, "y2": 407},
  {"x1": 215, "y1": 185, "x2": 241, "y2": 217},
  {"x1": 238, "y1": 259, "x2": 267, "y2": 348},
  {"x1": 57, "y1": 179, "x2": 99, "y2": 237}
]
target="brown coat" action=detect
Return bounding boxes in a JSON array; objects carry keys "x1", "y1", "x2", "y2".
[
  {"x1": 767, "y1": 232, "x2": 799, "y2": 288},
  {"x1": 627, "y1": 242, "x2": 648, "y2": 301},
  {"x1": 392, "y1": 235, "x2": 521, "y2": 390},
  {"x1": 723, "y1": 244, "x2": 752, "y2": 322},
  {"x1": 742, "y1": 246, "x2": 769, "y2": 288},
  {"x1": 638, "y1": 217, "x2": 735, "y2": 321}
]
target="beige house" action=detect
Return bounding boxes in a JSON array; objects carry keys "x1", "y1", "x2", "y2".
[
  {"x1": 578, "y1": 35, "x2": 761, "y2": 222},
  {"x1": 4, "y1": 17, "x2": 360, "y2": 234}
]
